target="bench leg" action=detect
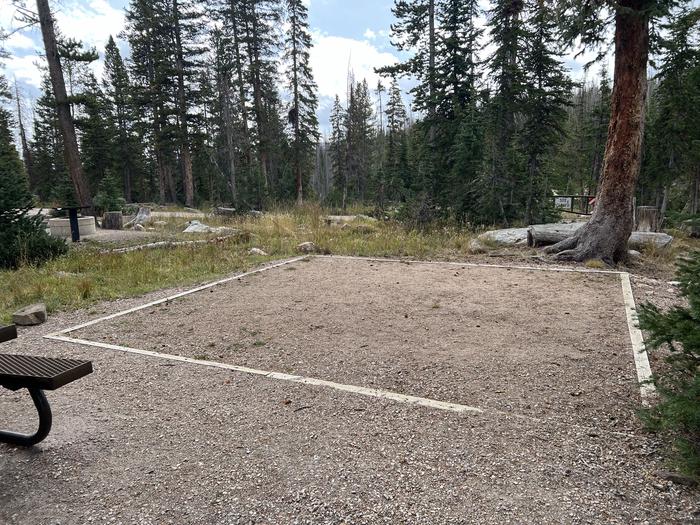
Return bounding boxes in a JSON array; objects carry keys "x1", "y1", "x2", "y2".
[{"x1": 0, "y1": 388, "x2": 52, "y2": 446}]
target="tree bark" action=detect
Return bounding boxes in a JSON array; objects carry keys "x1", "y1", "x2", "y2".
[
  {"x1": 546, "y1": 1, "x2": 649, "y2": 264},
  {"x1": 36, "y1": 0, "x2": 92, "y2": 210},
  {"x1": 529, "y1": 222, "x2": 672, "y2": 250},
  {"x1": 15, "y1": 82, "x2": 35, "y2": 189},
  {"x1": 102, "y1": 211, "x2": 124, "y2": 230}
]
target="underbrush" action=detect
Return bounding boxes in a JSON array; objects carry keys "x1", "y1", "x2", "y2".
[{"x1": 0, "y1": 206, "x2": 475, "y2": 323}]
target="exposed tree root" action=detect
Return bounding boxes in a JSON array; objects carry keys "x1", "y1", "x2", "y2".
[{"x1": 544, "y1": 223, "x2": 622, "y2": 266}]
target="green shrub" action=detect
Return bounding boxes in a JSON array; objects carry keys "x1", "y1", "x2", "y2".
[
  {"x1": 639, "y1": 251, "x2": 700, "y2": 478},
  {"x1": 93, "y1": 173, "x2": 126, "y2": 215},
  {"x1": 0, "y1": 101, "x2": 68, "y2": 269}
]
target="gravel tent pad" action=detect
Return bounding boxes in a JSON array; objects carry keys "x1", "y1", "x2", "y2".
[
  {"x1": 74, "y1": 257, "x2": 640, "y2": 429},
  {"x1": 1, "y1": 257, "x2": 698, "y2": 524}
]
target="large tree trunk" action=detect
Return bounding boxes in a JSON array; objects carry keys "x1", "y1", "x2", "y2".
[
  {"x1": 36, "y1": 0, "x2": 92, "y2": 210},
  {"x1": 528, "y1": 223, "x2": 673, "y2": 250},
  {"x1": 546, "y1": 1, "x2": 648, "y2": 264}
]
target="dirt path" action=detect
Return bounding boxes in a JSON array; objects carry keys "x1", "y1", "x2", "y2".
[{"x1": 0, "y1": 257, "x2": 697, "y2": 524}]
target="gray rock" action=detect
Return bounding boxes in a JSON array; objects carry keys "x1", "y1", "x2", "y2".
[
  {"x1": 133, "y1": 224, "x2": 145, "y2": 232},
  {"x1": 297, "y1": 242, "x2": 317, "y2": 254},
  {"x1": 13, "y1": 303, "x2": 48, "y2": 326},
  {"x1": 628, "y1": 250, "x2": 642, "y2": 259},
  {"x1": 248, "y1": 248, "x2": 268, "y2": 256}
]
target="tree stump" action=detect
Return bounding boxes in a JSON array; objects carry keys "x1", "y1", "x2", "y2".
[
  {"x1": 102, "y1": 211, "x2": 123, "y2": 230},
  {"x1": 636, "y1": 206, "x2": 659, "y2": 232},
  {"x1": 124, "y1": 207, "x2": 151, "y2": 228}
]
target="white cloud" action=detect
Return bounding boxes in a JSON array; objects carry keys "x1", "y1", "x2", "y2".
[
  {"x1": 5, "y1": 54, "x2": 43, "y2": 87},
  {"x1": 363, "y1": 28, "x2": 376, "y2": 40},
  {"x1": 310, "y1": 31, "x2": 399, "y2": 103},
  {"x1": 53, "y1": 0, "x2": 125, "y2": 53}
]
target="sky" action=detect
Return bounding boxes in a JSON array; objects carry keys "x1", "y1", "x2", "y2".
[{"x1": 0, "y1": 0, "x2": 601, "y2": 135}]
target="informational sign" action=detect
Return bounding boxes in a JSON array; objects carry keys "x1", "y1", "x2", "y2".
[{"x1": 555, "y1": 197, "x2": 573, "y2": 209}]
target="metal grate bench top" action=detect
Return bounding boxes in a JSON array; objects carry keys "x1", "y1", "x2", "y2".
[{"x1": 0, "y1": 354, "x2": 93, "y2": 391}]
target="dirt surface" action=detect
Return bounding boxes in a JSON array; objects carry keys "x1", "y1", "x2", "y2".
[
  {"x1": 1, "y1": 257, "x2": 698, "y2": 524},
  {"x1": 78, "y1": 257, "x2": 637, "y2": 431}
]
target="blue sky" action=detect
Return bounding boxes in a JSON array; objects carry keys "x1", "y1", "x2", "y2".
[{"x1": 0, "y1": 0, "x2": 600, "y2": 135}]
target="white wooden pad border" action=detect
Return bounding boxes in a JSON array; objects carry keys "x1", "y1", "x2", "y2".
[{"x1": 45, "y1": 256, "x2": 655, "y2": 410}]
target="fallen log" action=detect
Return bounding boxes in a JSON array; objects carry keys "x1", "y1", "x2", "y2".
[
  {"x1": 527, "y1": 223, "x2": 673, "y2": 250},
  {"x1": 214, "y1": 207, "x2": 237, "y2": 217}
]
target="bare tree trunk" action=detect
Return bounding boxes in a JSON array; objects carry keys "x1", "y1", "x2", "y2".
[
  {"x1": 15, "y1": 82, "x2": 35, "y2": 188},
  {"x1": 546, "y1": 1, "x2": 648, "y2": 264},
  {"x1": 36, "y1": 0, "x2": 92, "y2": 209}
]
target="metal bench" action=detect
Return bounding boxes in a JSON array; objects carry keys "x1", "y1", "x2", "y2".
[{"x1": 0, "y1": 325, "x2": 92, "y2": 446}]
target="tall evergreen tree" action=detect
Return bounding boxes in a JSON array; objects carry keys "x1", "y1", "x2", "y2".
[
  {"x1": 519, "y1": 0, "x2": 574, "y2": 224},
  {"x1": 284, "y1": 0, "x2": 319, "y2": 205}
]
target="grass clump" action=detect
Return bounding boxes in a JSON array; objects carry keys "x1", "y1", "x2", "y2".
[{"x1": 639, "y1": 251, "x2": 700, "y2": 480}]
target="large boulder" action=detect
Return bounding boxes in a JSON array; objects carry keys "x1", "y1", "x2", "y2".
[{"x1": 13, "y1": 303, "x2": 48, "y2": 326}]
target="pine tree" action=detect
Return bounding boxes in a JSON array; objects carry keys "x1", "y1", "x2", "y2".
[
  {"x1": 481, "y1": 0, "x2": 527, "y2": 225},
  {"x1": 125, "y1": 0, "x2": 178, "y2": 203},
  {"x1": 548, "y1": 0, "x2": 679, "y2": 262},
  {"x1": 380, "y1": 1, "x2": 438, "y2": 125},
  {"x1": 171, "y1": 0, "x2": 205, "y2": 207},
  {"x1": 384, "y1": 79, "x2": 408, "y2": 202},
  {"x1": 284, "y1": 0, "x2": 319, "y2": 205},
  {"x1": 639, "y1": 252, "x2": 700, "y2": 478},
  {"x1": 329, "y1": 95, "x2": 346, "y2": 205},
  {"x1": 31, "y1": 76, "x2": 68, "y2": 202},
  {"x1": 103, "y1": 35, "x2": 142, "y2": 202},
  {"x1": 0, "y1": 72, "x2": 66, "y2": 268},
  {"x1": 244, "y1": 0, "x2": 285, "y2": 202},
  {"x1": 519, "y1": 0, "x2": 573, "y2": 224}
]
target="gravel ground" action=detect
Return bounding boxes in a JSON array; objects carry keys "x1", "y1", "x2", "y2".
[{"x1": 1, "y1": 257, "x2": 698, "y2": 524}]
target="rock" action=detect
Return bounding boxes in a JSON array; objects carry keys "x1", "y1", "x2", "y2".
[
  {"x1": 133, "y1": 224, "x2": 145, "y2": 232},
  {"x1": 13, "y1": 303, "x2": 48, "y2": 326},
  {"x1": 669, "y1": 281, "x2": 681, "y2": 287},
  {"x1": 469, "y1": 239, "x2": 487, "y2": 253},
  {"x1": 656, "y1": 470, "x2": 698, "y2": 488},
  {"x1": 248, "y1": 248, "x2": 268, "y2": 256},
  {"x1": 628, "y1": 250, "x2": 642, "y2": 259},
  {"x1": 296, "y1": 242, "x2": 317, "y2": 254}
]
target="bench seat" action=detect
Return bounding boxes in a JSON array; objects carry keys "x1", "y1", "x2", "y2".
[
  {"x1": 0, "y1": 354, "x2": 93, "y2": 391},
  {"x1": 1, "y1": 325, "x2": 93, "y2": 446}
]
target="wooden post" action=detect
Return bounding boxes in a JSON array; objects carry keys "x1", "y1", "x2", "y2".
[{"x1": 635, "y1": 206, "x2": 659, "y2": 232}]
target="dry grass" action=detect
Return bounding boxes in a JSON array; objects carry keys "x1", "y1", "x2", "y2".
[{"x1": 0, "y1": 206, "x2": 475, "y2": 324}]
